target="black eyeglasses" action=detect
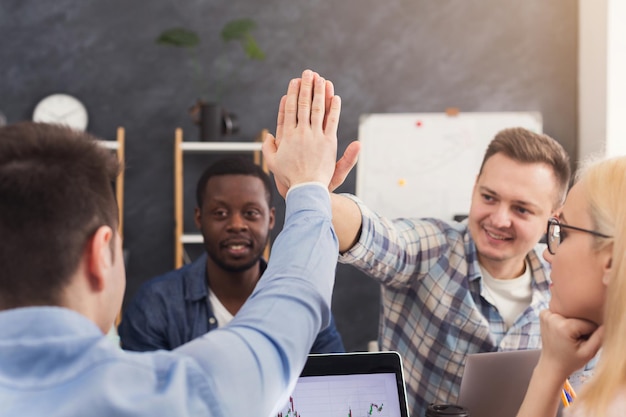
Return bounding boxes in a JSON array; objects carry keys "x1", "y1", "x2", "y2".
[{"x1": 546, "y1": 217, "x2": 612, "y2": 255}]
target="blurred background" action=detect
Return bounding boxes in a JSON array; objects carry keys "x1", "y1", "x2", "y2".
[{"x1": 0, "y1": 0, "x2": 590, "y2": 350}]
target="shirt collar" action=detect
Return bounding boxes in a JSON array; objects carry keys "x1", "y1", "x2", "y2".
[{"x1": 0, "y1": 306, "x2": 102, "y2": 341}]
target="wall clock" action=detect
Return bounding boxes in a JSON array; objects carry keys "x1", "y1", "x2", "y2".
[{"x1": 32, "y1": 93, "x2": 88, "y2": 131}]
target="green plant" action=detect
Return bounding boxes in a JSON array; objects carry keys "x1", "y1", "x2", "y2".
[{"x1": 156, "y1": 18, "x2": 265, "y2": 103}]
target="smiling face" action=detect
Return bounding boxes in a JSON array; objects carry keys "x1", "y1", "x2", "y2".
[
  {"x1": 195, "y1": 174, "x2": 275, "y2": 273},
  {"x1": 544, "y1": 181, "x2": 611, "y2": 325},
  {"x1": 468, "y1": 153, "x2": 560, "y2": 278}
]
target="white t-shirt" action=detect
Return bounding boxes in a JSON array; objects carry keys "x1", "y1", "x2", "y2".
[
  {"x1": 480, "y1": 261, "x2": 532, "y2": 328},
  {"x1": 208, "y1": 290, "x2": 234, "y2": 327}
]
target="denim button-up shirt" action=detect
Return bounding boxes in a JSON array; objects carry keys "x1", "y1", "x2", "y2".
[{"x1": 119, "y1": 253, "x2": 345, "y2": 353}]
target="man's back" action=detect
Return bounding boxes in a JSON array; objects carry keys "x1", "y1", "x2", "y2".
[
  {"x1": 1, "y1": 185, "x2": 339, "y2": 417},
  {"x1": 0, "y1": 71, "x2": 350, "y2": 417},
  {"x1": 0, "y1": 308, "x2": 214, "y2": 417}
]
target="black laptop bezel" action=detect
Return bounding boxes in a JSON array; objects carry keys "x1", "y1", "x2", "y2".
[{"x1": 299, "y1": 351, "x2": 410, "y2": 417}]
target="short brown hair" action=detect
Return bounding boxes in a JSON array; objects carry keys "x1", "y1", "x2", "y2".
[
  {"x1": 478, "y1": 127, "x2": 571, "y2": 208},
  {"x1": 0, "y1": 122, "x2": 120, "y2": 309}
]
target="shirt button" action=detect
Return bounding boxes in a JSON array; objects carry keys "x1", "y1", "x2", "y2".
[{"x1": 209, "y1": 317, "x2": 216, "y2": 325}]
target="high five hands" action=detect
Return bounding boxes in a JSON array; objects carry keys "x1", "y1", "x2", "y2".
[{"x1": 263, "y1": 69, "x2": 361, "y2": 196}]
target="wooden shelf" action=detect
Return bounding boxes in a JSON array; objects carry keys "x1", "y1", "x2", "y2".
[
  {"x1": 180, "y1": 141, "x2": 262, "y2": 152},
  {"x1": 173, "y1": 128, "x2": 268, "y2": 268},
  {"x1": 181, "y1": 234, "x2": 204, "y2": 244},
  {"x1": 97, "y1": 127, "x2": 125, "y2": 236},
  {"x1": 98, "y1": 139, "x2": 121, "y2": 151}
]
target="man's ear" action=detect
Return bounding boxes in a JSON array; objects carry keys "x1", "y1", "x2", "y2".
[
  {"x1": 194, "y1": 206, "x2": 202, "y2": 230},
  {"x1": 87, "y1": 225, "x2": 115, "y2": 292},
  {"x1": 551, "y1": 201, "x2": 564, "y2": 218},
  {"x1": 268, "y1": 207, "x2": 276, "y2": 230}
]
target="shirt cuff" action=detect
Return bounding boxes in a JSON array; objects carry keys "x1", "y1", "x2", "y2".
[
  {"x1": 284, "y1": 183, "x2": 333, "y2": 227},
  {"x1": 286, "y1": 181, "x2": 329, "y2": 199}
]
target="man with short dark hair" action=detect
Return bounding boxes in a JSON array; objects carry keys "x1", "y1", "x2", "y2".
[
  {"x1": 119, "y1": 156, "x2": 344, "y2": 353},
  {"x1": 0, "y1": 68, "x2": 347, "y2": 416}
]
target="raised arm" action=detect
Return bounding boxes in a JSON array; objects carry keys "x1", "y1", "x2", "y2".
[
  {"x1": 331, "y1": 193, "x2": 364, "y2": 253},
  {"x1": 175, "y1": 69, "x2": 344, "y2": 417},
  {"x1": 329, "y1": 139, "x2": 362, "y2": 253}
]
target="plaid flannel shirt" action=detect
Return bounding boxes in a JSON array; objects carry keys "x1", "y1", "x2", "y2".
[{"x1": 339, "y1": 195, "x2": 551, "y2": 417}]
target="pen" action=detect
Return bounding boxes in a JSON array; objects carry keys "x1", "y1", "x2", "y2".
[
  {"x1": 560, "y1": 389, "x2": 570, "y2": 408},
  {"x1": 564, "y1": 379, "x2": 577, "y2": 399},
  {"x1": 560, "y1": 379, "x2": 577, "y2": 407}
]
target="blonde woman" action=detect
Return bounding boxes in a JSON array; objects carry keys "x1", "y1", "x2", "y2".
[{"x1": 517, "y1": 156, "x2": 626, "y2": 417}]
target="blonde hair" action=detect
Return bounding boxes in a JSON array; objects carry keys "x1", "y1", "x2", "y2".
[{"x1": 573, "y1": 156, "x2": 626, "y2": 415}]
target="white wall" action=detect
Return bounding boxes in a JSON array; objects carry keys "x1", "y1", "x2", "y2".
[
  {"x1": 606, "y1": 0, "x2": 626, "y2": 156},
  {"x1": 579, "y1": 0, "x2": 626, "y2": 160}
]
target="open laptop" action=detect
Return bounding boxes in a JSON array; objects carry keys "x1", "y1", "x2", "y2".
[
  {"x1": 458, "y1": 349, "x2": 563, "y2": 417},
  {"x1": 276, "y1": 351, "x2": 410, "y2": 417}
]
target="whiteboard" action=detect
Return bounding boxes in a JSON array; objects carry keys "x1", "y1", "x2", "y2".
[{"x1": 356, "y1": 112, "x2": 542, "y2": 220}]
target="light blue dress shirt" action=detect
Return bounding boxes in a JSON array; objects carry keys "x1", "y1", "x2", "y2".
[{"x1": 0, "y1": 184, "x2": 338, "y2": 417}]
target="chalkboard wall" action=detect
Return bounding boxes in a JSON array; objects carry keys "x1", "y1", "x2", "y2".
[{"x1": 0, "y1": 0, "x2": 578, "y2": 351}]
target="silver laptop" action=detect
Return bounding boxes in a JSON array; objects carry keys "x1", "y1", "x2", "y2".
[
  {"x1": 276, "y1": 351, "x2": 410, "y2": 417},
  {"x1": 458, "y1": 349, "x2": 562, "y2": 417}
]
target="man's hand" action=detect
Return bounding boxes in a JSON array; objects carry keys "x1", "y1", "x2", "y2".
[
  {"x1": 263, "y1": 69, "x2": 339, "y2": 190},
  {"x1": 329, "y1": 141, "x2": 361, "y2": 192},
  {"x1": 264, "y1": 69, "x2": 359, "y2": 197}
]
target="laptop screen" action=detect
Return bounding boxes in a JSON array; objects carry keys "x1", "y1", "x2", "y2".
[{"x1": 276, "y1": 352, "x2": 410, "y2": 417}]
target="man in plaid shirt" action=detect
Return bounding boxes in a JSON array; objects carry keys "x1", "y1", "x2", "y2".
[{"x1": 329, "y1": 127, "x2": 573, "y2": 417}]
